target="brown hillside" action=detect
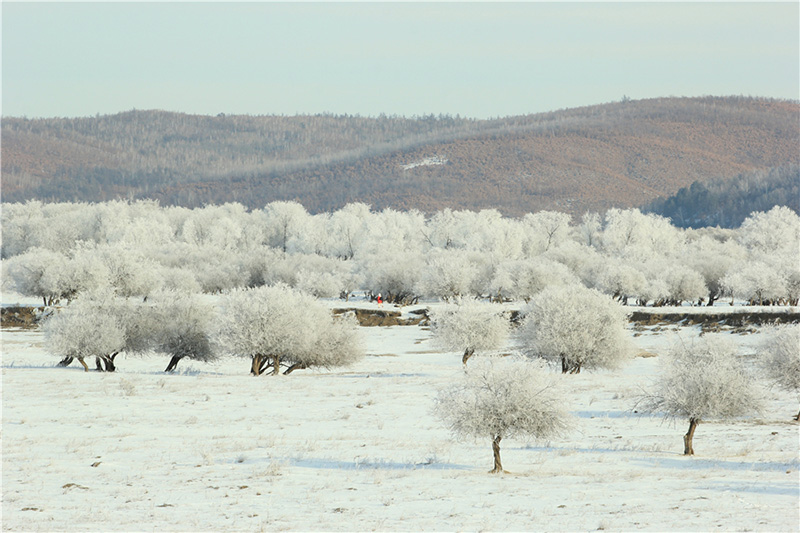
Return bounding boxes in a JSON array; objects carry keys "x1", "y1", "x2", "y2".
[{"x1": 3, "y1": 96, "x2": 798, "y2": 216}]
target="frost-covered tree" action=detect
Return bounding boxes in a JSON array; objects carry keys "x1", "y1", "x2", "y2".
[
  {"x1": 94, "y1": 244, "x2": 163, "y2": 299},
  {"x1": 43, "y1": 291, "x2": 126, "y2": 371},
  {"x1": 600, "y1": 208, "x2": 683, "y2": 262},
  {"x1": 325, "y1": 202, "x2": 373, "y2": 259},
  {"x1": 489, "y1": 258, "x2": 579, "y2": 303},
  {"x1": 684, "y1": 236, "x2": 747, "y2": 306},
  {"x1": 358, "y1": 251, "x2": 422, "y2": 305},
  {"x1": 660, "y1": 263, "x2": 707, "y2": 306},
  {"x1": 4, "y1": 248, "x2": 72, "y2": 305},
  {"x1": 430, "y1": 300, "x2": 510, "y2": 364},
  {"x1": 417, "y1": 250, "x2": 482, "y2": 301},
  {"x1": 737, "y1": 206, "x2": 800, "y2": 256},
  {"x1": 758, "y1": 324, "x2": 800, "y2": 420},
  {"x1": 640, "y1": 337, "x2": 763, "y2": 455},
  {"x1": 722, "y1": 261, "x2": 787, "y2": 305},
  {"x1": 262, "y1": 201, "x2": 312, "y2": 253},
  {"x1": 215, "y1": 285, "x2": 363, "y2": 376},
  {"x1": 518, "y1": 284, "x2": 634, "y2": 373},
  {"x1": 521, "y1": 211, "x2": 573, "y2": 255},
  {"x1": 148, "y1": 291, "x2": 217, "y2": 372},
  {"x1": 577, "y1": 212, "x2": 602, "y2": 247},
  {"x1": 434, "y1": 358, "x2": 571, "y2": 473},
  {"x1": 592, "y1": 257, "x2": 648, "y2": 305}
]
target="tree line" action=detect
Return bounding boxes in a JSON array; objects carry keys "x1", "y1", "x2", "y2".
[
  {"x1": 645, "y1": 164, "x2": 799, "y2": 228},
  {"x1": 3, "y1": 201, "x2": 798, "y2": 309}
]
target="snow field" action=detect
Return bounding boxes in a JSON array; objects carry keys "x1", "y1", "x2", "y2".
[{"x1": 2, "y1": 320, "x2": 799, "y2": 532}]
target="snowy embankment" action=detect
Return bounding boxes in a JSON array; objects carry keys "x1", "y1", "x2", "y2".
[{"x1": 2, "y1": 297, "x2": 799, "y2": 532}]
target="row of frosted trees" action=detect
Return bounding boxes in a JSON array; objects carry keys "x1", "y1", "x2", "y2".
[
  {"x1": 3, "y1": 200, "x2": 798, "y2": 307},
  {"x1": 43, "y1": 286, "x2": 363, "y2": 376},
  {"x1": 40, "y1": 277, "x2": 800, "y2": 472}
]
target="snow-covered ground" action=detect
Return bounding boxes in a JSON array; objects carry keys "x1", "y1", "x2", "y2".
[{"x1": 2, "y1": 298, "x2": 799, "y2": 532}]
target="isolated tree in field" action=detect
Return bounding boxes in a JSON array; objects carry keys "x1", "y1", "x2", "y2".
[
  {"x1": 149, "y1": 291, "x2": 217, "y2": 372},
  {"x1": 430, "y1": 300, "x2": 510, "y2": 365},
  {"x1": 215, "y1": 285, "x2": 364, "y2": 376},
  {"x1": 640, "y1": 337, "x2": 762, "y2": 455},
  {"x1": 43, "y1": 292, "x2": 126, "y2": 372},
  {"x1": 435, "y1": 358, "x2": 571, "y2": 473},
  {"x1": 758, "y1": 324, "x2": 800, "y2": 420},
  {"x1": 518, "y1": 284, "x2": 634, "y2": 373}
]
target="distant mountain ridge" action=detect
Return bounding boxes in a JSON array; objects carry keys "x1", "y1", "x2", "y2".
[{"x1": 2, "y1": 96, "x2": 798, "y2": 217}]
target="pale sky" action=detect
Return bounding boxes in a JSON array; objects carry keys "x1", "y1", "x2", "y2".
[{"x1": 2, "y1": 2, "x2": 798, "y2": 119}]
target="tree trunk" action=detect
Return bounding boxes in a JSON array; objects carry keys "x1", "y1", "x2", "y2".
[
  {"x1": 165, "y1": 355, "x2": 183, "y2": 373},
  {"x1": 489, "y1": 435, "x2": 505, "y2": 474},
  {"x1": 251, "y1": 354, "x2": 263, "y2": 376},
  {"x1": 77, "y1": 357, "x2": 89, "y2": 372},
  {"x1": 270, "y1": 354, "x2": 281, "y2": 375},
  {"x1": 57, "y1": 356, "x2": 74, "y2": 367},
  {"x1": 284, "y1": 362, "x2": 307, "y2": 375},
  {"x1": 683, "y1": 417, "x2": 699, "y2": 455},
  {"x1": 794, "y1": 408, "x2": 799, "y2": 422},
  {"x1": 561, "y1": 356, "x2": 581, "y2": 374},
  {"x1": 462, "y1": 348, "x2": 475, "y2": 366},
  {"x1": 102, "y1": 353, "x2": 118, "y2": 372}
]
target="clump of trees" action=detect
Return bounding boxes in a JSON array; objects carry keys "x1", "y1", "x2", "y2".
[
  {"x1": 434, "y1": 358, "x2": 571, "y2": 473},
  {"x1": 3, "y1": 201, "x2": 799, "y2": 309},
  {"x1": 214, "y1": 285, "x2": 364, "y2": 376},
  {"x1": 639, "y1": 337, "x2": 763, "y2": 455}
]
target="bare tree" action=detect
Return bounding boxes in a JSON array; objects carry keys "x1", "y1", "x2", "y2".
[
  {"x1": 434, "y1": 358, "x2": 571, "y2": 473},
  {"x1": 640, "y1": 337, "x2": 763, "y2": 455}
]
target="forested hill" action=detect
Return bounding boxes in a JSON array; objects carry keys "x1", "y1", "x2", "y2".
[
  {"x1": 644, "y1": 164, "x2": 800, "y2": 229},
  {"x1": 2, "y1": 96, "x2": 798, "y2": 217}
]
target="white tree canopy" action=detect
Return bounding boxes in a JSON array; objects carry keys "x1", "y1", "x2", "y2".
[
  {"x1": 430, "y1": 300, "x2": 510, "y2": 364},
  {"x1": 518, "y1": 284, "x2": 634, "y2": 373},
  {"x1": 640, "y1": 335, "x2": 763, "y2": 454},
  {"x1": 42, "y1": 291, "x2": 126, "y2": 369},
  {"x1": 214, "y1": 284, "x2": 364, "y2": 375},
  {"x1": 434, "y1": 358, "x2": 571, "y2": 473}
]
